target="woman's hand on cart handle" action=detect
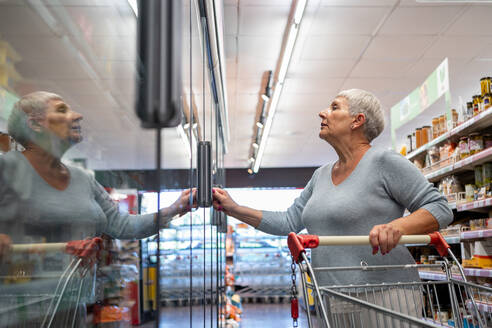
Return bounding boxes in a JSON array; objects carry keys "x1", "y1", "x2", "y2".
[
  {"x1": 0, "y1": 234, "x2": 12, "y2": 260},
  {"x1": 369, "y1": 223, "x2": 403, "y2": 255}
]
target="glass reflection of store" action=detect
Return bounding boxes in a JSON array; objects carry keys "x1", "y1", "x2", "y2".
[{"x1": 0, "y1": 1, "x2": 227, "y2": 327}]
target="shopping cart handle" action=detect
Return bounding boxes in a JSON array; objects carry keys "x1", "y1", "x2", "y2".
[
  {"x1": 11, "y1": 237, "x2": 104, "y2": 259},
  {"x1": 288, "y1": 232, "x2": 450, "y2": 262}
]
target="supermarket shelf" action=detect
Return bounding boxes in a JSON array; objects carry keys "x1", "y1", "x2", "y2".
[
  {"x1": 448, "y1": 202, "x2": 457, "y2": 210},
  {"x1": 418, "y1": 270, "x2": 464, "y2": 281},
  {"x1": 464, "y1": 268, "x2": 492, "y2": 278},
  {"x1": 466, "y1": 299, "x2": 492, "y2": 313},
  {"x1": 461, "y1": 229, "x2": 492, "y2": 240},
  {"x1": 457, "y1": 199, "x2": 492, "y2": 212},
  {"x1": 425, "y1": 147, "x2": 492, "y2": 182},
  {"x1": 407, "y1": 108, "x2": 492, "y2": 161}
]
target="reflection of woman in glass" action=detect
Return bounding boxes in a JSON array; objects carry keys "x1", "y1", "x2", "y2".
[{"x1": 0, "y1": 91, "x2": 195, "y2": 326}]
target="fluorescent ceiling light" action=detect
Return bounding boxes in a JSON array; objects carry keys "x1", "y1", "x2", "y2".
[
  {"x1": 176, "y1": 125, "x2": 191, "y2": 159},
  {"x1": 293, "y1": 0, "x2": 307, "y2": 24},
  {"x1": 277, "y1": 24, "x2": 299, "y2": 83},
  {"x1": 127, "y1": 0, "x2": 138, "y2": 16},
  {"x1": 253, "y1": 82, "x2": 284, "y2": 173}
]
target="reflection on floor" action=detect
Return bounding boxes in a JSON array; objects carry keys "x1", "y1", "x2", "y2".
[{"x1": 141, "y1": 303, "x2": 313, "y2": 327}]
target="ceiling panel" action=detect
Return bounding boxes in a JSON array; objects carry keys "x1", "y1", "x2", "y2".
[
  {"x1": 224, "y1": 5, "x2": 238, "y2": 35},
  {"x1": 88, "y1": 36, "x2": 135, "y2": 61},
  {"x1": 423, "y1": 36, "x2": 491, "y2": 60},
  {"x1": 350, "y1": 59, "x2": 415, "y2": 78},
  {"x1": 237, "y1": 56, "x2": 277, "y2": 79},
  {"x1": 446, "y1": 5, "x2": 492, "y2": 36},
  {"x1": 310, "y1": 6, "x2": 389, "y2": 36},
  {"x1": 236, "y1": 78, "x2": 268, "y2": 95},
  {"x1": 320, "y1": 0, "x2": 397, "y2": 6},
  {"x1": 238, "y1": 36, "x2": 283, "y2": 59},
  {"x1": 363, "y1": 36, "x2": 436, "y2": 61},
  {"x1": 341, "y1": 78, "x2": 404, "y2": 98},
  {"x1": 277, "y1": 93, "x2": 334, "y2": 112},
  {"x1": 235, "y1": 94, "x2": 261, "y2": 114},
  {"x1": 288, "y1": 59, "x2": 357, "y2": 79},
  {"x1": 282, "y1": 78, "x2": 344, "y2": 94},
  {"x1": 301, "y1": 35, "x2": 371, "y2": 60},
  {"x1": 225, "y1": 35, "x2": 237, "y2": 59},
  {"x1": 378, "y1": 6, "x2": 464, "y2": 35},
  {"x1": 16, "y1": 60, "x2": 91, "y2": 79},
  {"x1": 239, "y1": 6, "x2": 290, "y2": 36},
  {"x1": 0, "y1": 5, "x2": 55, "y2": 36},
  {"x1": 65, "y1": 6, "x2": 131, "y2": 37}
]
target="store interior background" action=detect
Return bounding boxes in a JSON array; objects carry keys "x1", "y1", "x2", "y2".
[{"x1": 1, "y1": 0, "x2": 492, "y2": 327}]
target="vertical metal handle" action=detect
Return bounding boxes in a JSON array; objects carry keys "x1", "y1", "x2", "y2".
[{"x1": 198, "y1": 141, "x2": 212, "y2": 207}]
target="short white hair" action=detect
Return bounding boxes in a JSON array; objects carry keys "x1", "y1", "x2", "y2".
[
  {"x1": 8, "y1": 91, "x2": 63, "y2": 146},
  {"x1": 337, "y1": 89, "x2": 385, "y2": 142}
]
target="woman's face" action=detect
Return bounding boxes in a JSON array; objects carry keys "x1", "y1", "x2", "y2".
[
  {"x1": 40, "y1": 99, "x2": 83, "y2": 144},
  {"x1": 318, "y1": 96, "x2": 354, "y2": 142}
]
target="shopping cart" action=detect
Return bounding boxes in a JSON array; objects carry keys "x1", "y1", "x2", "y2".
[
  {"x1": 287, "y1": 232, "x2": 492, "y2": 328},
  {"x1": 0, "y1": 237, "x2": 102, "y2": 328}
]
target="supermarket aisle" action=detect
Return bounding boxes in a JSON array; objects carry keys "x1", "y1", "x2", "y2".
[{"x1": 142, "y1": 303, "x2": 312, "y2": 327}]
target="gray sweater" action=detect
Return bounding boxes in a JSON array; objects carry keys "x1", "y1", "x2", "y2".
[
  {"x1": 0, "y1": 151, "x2": 158, "y2": 244},
  {"x1": 258, "y1": 147, "x2": 453, "y2": 286}
]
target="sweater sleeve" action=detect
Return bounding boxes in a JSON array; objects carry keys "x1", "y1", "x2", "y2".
[
  {"x1": 379, "y1": 150, "x2": 453, "y2": 229},
  {"x1": 92, "y1": 177, "x2": 158, "y2": 239},
  {"x1": 257, "y1": 169, "x2": 319, "y2": 236}
]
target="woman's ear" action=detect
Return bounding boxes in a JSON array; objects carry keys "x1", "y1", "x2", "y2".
[
  {"x1": 27, "y1": 117, "x2": 43, "y2": 133},
  {"x1": 352, "y1": 113, "x2": 366, "y2": 129}
]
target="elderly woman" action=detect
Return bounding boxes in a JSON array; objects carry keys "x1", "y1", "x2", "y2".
[
  {"x1": 213, "y1": 89, "x2": 453, "y2": 326},
  {"x1": 0, "y1": 91, "x2": 195, "y2": 326}
]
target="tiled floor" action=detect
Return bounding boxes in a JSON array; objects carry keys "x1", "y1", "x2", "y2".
[{"x1": 140, "y1": 303, "x2": 314, "y2": 327}]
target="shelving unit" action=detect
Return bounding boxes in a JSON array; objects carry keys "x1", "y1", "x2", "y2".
[
  {"x1": 424, "y1": 147, "x2": 492, "y2": 182},
  {"x1": 407, "y1": 109, "x2": 492, "y2": 162}
]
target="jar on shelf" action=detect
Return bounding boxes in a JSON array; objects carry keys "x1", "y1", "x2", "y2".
[
  {"x1": 459, "y1": 136, "x2": 470, "y2": 159},
  {"x1": 451, "y1": 109, "x2": 459, "y2": 129},
  {"x1": 432, "y1": 117, "x2": 440, "y2": 139},
  {"x1": 415, "y1": 128, "x2": 422, "y2": 149},
  {"x1": 473, "y1": 95, "x2": 482, "y2": 115},
  {"x1": 428, "y1": 146, "x2": 440, "y2": 166},
  {"x1": 483, "y1": 163, "x2": 492, "y2": 185},
  {"x1": 480, "y1": 77, "x2": 491, "y2": 97},
  {"x1": 469, "y1": 133, "x2": 484, "y2": 155},
  {"x1": 467, "y1": 102, "x2": 474, "y2": 120},
  {"x1": 422, "y1": 126, "x2": 431, "y2": 145},
  {"x1": 439, "y1": 115, "x2": 447, "y2": 135},
  {"x1": 483, "y1": 93, "x2": 491, "y2": 110},
  {"x1": 406, "y1": 134, "x2": 413, "y2": 153},
  {"x1": 465, "y1": 184, "x2": 475, "y2": 202},
  {"x1": 484, "y1": 134, "x2": 492, "y2": 149},
  {"x1": 475, "y1": 165, "x2": 484, "y2": 188}
]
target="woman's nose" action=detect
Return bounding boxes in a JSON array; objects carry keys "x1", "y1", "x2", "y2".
[{"x1": 72, "y1": 110, "x2": 83, "y2": 121}]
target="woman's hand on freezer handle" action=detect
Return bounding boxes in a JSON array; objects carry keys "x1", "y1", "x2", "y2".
[
  {"x1": 0, "y1": 233, "x2": 12, "y2": 260},
  {"x1": 212, "y1": 188, "x2": 238, "y2": 216},
  {"x1": 171, "y1": 188, "x2": 198, "y2": 217},
  {"x1": 369, "y1": 223, "x2": 403, "y2": 255}
]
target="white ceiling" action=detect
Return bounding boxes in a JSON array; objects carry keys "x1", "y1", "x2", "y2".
[{"x1": 0, "y1": 0, "x2": 491, "y2": 170}]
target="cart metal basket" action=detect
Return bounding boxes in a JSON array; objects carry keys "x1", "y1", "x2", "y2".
[
  {"x1": 287, "y1": 232, "x2": 492, "y2": 328},
  {"x1": 0, "y1": 238, "x2": 101, "y2": 328}
]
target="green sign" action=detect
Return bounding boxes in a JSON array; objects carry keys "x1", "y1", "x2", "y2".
[
  {"x1": 0, "y1": 86, "x2": 18, "y2": 120},
  {"x1": 391, "y1": 58, "x2": 451, "y2": 148}
]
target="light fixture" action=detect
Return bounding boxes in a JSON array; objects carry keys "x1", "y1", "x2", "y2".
[
  {"x1": 252, "y1": 0, "x2": 307, "y2": 173},
  {"x1": 127, "y1": 0, "x2": 138, "y2": 16},
  {"x1": 247, "y1": 168, "x2": 253, "y2": 175},
  {"x1": 252, "y1": 143, "x2": 259, "y2": 149},
  {"x1": 248, "y1": 157, "x2": 255, "y2": 163},
  {"x1": 256, "y1": 122, "x2": 264, "y2": 129},
  {"x1": 176, "y1": 124, "x2": 192, "y2": 158},
  {"x1": 261, "y1": 94, "x2": 270, "y2": 102}
]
